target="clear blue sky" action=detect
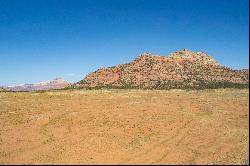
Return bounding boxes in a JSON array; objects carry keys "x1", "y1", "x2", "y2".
[{"x1": 0, "y1": 0, "x2": 249, "y2": 86}]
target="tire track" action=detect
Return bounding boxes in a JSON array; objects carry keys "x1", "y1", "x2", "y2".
[{"x1": 120, "y1": 119, "x2": 193, "y2": 164}]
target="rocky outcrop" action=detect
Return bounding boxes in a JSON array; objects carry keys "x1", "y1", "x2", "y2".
[{"x1": 73, "y1": 49, "x2": 249, "y2": 89}]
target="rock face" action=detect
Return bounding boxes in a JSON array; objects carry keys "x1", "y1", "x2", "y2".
[
  {"x1": 5, "y1": 78, "x2": 70, "y2": 91},
  {"x1": 73, "y1": 49, "x2": 249, "y2": 89}
]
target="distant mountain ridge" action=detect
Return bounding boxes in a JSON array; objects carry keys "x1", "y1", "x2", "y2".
[
  {"x1": 4, "y1": 78, "x2": 70, "y2": 91},
  {"x1": 72, "y1": 49, "x2": 249, "y2": 89}
]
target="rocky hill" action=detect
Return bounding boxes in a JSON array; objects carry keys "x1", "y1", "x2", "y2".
[
  {"x1": 73, "y1": 49, "x2": 249, "y2": 89},
  {"x1": 5, "y1": 78, "x2": 70, "y2": 91}
]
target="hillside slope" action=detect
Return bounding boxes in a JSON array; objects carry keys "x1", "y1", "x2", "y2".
[{"x1": 73, "y1": 49, "x2": 249, "y2": 89}]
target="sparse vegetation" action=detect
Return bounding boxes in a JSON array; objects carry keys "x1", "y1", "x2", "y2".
[{"x1": 0, "y1": 89, "x2": 248, "y2": 164}]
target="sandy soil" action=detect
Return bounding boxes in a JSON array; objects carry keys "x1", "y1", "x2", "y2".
[{"x1": 0, "y1": 89, "x2": 248, "y2": 164}]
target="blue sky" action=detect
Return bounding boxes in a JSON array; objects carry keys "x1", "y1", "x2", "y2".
[{"x1": 0, "y1": 0, "x2": 249, "y2": 86}]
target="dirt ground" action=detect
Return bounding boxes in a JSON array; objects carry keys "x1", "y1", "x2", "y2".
[{"x1": 0, "y1": 89, "x2": 248, "y2": 164}]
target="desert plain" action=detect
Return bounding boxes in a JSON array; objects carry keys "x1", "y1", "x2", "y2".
[{"x1": 0, "y1": 89, "x2": 248, "y2": 164}]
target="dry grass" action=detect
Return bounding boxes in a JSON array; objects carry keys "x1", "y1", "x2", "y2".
[{"x1": 0, "y1": 89, "x2": 249, "y2": 164}]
